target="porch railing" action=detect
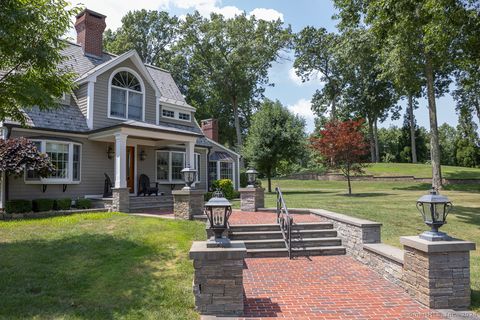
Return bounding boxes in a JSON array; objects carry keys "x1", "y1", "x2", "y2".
[{"x1": 276, "y1": 187, "x2": 293, "y2": 259}]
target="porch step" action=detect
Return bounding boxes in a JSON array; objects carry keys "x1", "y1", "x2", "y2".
[
  {"x1": 129, "y1": 196, "x2": 173, "y2": 204},
  {"x1": 291, "y1": 222, "x2": 334, "y2": 230},
  {"x1": 128, "y1": 195, "x2": 173, "y2": 212},
  {"x1": 246, "y1": 246, "x2": 346, "y2": 258},
  {"x1": 193, "y1": 215, "x2": 208, "y2": 222}
]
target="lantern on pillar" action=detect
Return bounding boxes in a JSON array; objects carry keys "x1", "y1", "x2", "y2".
[
  {"x1": 246, "y1": 168, "x2": 259, "y2": 188},
  {"x1": 181, "y1": 166, "x2": 197, "y2": 190},
  {"x1": 416, "y1": 188, "x2": 453, "y2": 241},
  {"x1": 204, "y1": 190, "x2": 232, "y2": 247}
]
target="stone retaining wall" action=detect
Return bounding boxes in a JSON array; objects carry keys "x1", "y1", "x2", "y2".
[{"x1": 285, "y1": 173, "x2": 480, "y2": 185}]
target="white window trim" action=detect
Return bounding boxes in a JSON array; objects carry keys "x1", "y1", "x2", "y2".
[
  {"x1": 24, "y1": 139, "x2": 82, "y2": 185},
  {"x1": 209, "y1": 160, "x2": 235, "y2": 188},
  {"x1": 107, "y1": 67, "x2": 146, "y2": 122},
  {"x1": 155, "y1": 150, "x2": 201, "y2": 184},
  {"x1": 159, "y1": 106, "x2": 191, "y2": 122}
]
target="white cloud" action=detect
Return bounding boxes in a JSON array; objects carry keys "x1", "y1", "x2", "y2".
[
  {"x1": 248, "y1": 8, "x2": 284, "y2": 21},
  {"x1": 68, "y1": 0, "x2": 284, "y2": 37},
  {"x1": 288, "y1": 98, "x2": 316, "y2": 133},
  {"x1": 288, "y1": 67, "x2": 304, "y2": 86}
]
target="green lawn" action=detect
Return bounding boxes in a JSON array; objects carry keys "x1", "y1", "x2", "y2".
[
  {"x1": 0, "y1": 212, "x2": 206, "y2": 320},
  {"x1": 364, "y1": 163, "x2": 480, "y2": 179},
  {"x1": 253, "y1": 178, "x2": 480, "y2": 312}
]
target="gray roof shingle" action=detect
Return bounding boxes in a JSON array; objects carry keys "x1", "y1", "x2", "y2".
[{"x1": 21, "y1": 105, "x2": 90, "y2": 132}]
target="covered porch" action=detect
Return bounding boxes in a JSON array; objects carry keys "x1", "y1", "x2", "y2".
[{"x1": 88, "y1": 122, "x2": 204, "y2": 212}]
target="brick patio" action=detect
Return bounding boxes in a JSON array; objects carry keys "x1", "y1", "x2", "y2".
[
  {"x1": 230, "y1": 210, "x2": 324, "y2": 225},
  {"x1": 241, "y1": 255, "x2": 445, "y2": 320}
]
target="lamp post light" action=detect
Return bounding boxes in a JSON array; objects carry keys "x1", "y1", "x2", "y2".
[
  {"x1": 181, "y1": 166, "x2": 197, "y2": 190},
  {"x1": 246, "y1": 168, "x2": 259, "y2": 188},
  {"x1": 205, "y1": 190, "x2": 233, "y2": 247},
  {"x1": 416, "y1": 188, "x2": 453, "y2": 241}
]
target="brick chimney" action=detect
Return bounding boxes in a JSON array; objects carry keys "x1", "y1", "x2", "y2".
[
  {"x1": 75, "y1": 9, "x2": 106, "y2": 57},
  {"x1": 201, "y1": 119, "x2": 219, "y2": 142}
]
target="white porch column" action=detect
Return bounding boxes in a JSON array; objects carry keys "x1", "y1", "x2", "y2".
[
  {"x1": 186, "y1": 141, "x2": 196, "y2": 187},
  {"x1": 114, "y1": 132, "x2": 128, "y2": 188},
  {"x1": 0, "y1": 126, "x2": 7, "y2": 209}
]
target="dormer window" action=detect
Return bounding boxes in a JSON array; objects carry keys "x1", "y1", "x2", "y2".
[{"x1": 109, "y1": 69, "x2": 144, "y2": 121}]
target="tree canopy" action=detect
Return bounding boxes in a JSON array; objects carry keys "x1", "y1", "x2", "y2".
[
  {"x1": 311, "y1": 119, "x2": 369, "y2": 195},
  {"x1": 243, "y1": 100, "x2": 306, "y2": 192},
  {"x1": 0, "y1": 0, "x2": 78, "y2": 124}
]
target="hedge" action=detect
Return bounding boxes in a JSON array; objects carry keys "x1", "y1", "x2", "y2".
[
  {"x1": 5, "y1": 200, "x2": 32, "y2": 214},
  {"x1": 76, "y1": 198, "x2": 92, "y2": 209},
  {"x1": 54, "y1": 198, "x2": 72, "y2": 210},
  {"x1": 32, "y1": 199, "x2": 54, "y2": 212}
]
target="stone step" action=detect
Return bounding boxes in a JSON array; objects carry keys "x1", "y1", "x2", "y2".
[
  {"x1": 246, "y1": 246, "x2": 346, "y2": 258},
  {"x1": 229, "y1": 230, "x2": 283, "y2": 240},
  {"x1": 129, "y1": 204, "x2": 173, "y2": 211},
  {"x1": 229, "y1": 224, "x2": 280, "y2": 232},
  {"x1": 229, "y1": 229, "x2": 337, "y2": 241},
  {"x1": 241, "y1": 237, "x2": 342, "y2": 249},
  {"x1": 291, "y1": 237, "x2": 342, "y2": 248},
  {"x1": 193, "y1": 214, "x2": 208, "y2": 222},
  {"x1": 292, "y1": 222, "x2": 333, "y2": 230},
  {"x1": 129, "y1": 196, "x2": 173, "y2": 204}
]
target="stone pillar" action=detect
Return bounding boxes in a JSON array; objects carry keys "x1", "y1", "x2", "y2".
[
  {"x1": 189, "y1": 241, "x2": 246, "y2": 316},
  {"x1": 239, "y1": 187, "x2": 264, "y2": 212},
  {"x1": 400, "y1": 236, "x2": 476, "y2": 309},
  {"x1": 112, "y1": 187, "x2": 130, "y2": 212},
  {"x1": 172, "y1": 189, "x2": 205, "y2": 220}
]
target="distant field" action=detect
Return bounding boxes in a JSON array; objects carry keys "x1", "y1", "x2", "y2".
[{"x1": 363, "y1": 163, "x2": 480, "y2": 179}]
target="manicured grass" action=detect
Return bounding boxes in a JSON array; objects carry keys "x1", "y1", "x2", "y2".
[
  {"x1": 364, "y1": 162, "x2": 480, "y2": 179},
  {"x1": 0, "y1": 212, "x2": 206, "y2": 320},
  {"x1": 255, "y1": 179, "x2": 480, "y2": 312}
]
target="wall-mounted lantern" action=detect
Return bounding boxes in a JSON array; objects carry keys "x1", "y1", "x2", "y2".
[{"x1": 107, "y1": 145, "x2": 114, "y2": 159}]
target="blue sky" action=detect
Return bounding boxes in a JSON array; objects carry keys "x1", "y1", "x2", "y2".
[{"x1": 73, "y1": 0, "x2": 474, "y2": 133}]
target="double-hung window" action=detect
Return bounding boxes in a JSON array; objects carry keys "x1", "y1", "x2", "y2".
[
  {"x1": 156, "y1": 151, "x2": 201, "y2": 183},
  {"x1": 110, "y1": 70, "x2": 144, "y2": 121},
  {"x1": 25, "y1": 140, "x2": 81, "y2": 184}
]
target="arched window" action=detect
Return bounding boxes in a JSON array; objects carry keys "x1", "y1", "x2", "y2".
[{"x1": 109, "y1": 70, "x2": 144, "y2": 121}]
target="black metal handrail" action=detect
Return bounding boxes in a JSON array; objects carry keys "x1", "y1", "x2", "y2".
[{"x1": 276, "y1": 187, "x2": 293, "y2": 259}]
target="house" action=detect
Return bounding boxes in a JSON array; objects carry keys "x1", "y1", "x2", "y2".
[{"x1": 0, "y1": 9, "x2": 240, "y2": 211}]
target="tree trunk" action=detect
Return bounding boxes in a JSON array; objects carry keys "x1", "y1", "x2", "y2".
[
  {"x1": 331, "y1": 94, "x2": 337, "y2": 120},
  {"x1": 232, "y1": 96, "x2": 243, "y2": 148},
  {"x1": 267, "y1": 170, "x2": 272, "y2": 193},
  {"x1": 373, "y1": 118, "x2": 380, "y2": 163},
  {"x1": 475, "y1": 98, "x2": 480, "y2": 125},
  {"x1": 408, "y1": 95, "x2": 418, "y2": 163},
  {"x1": 368, "y1": 118, "x2": 375, "y2": 162},
  {"x1": 425, "y1": 57, "x2": 442, "y2": 189},
  {"x1": 346, "y1": 168, "x2": 352, "y2": 195}
]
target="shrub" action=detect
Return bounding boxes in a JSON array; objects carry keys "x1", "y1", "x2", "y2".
[
  {"x1": 212, "y1": 179, "x2": 235, "y2": 199},
  {"x1": 76, "y1": 198, "x2": 92, "y2": 209},
  {"x1": 5, "y1": 200, "x2": 32, "y2": 214},
  {"x1": 204, "y1": 192, "x2": 213, "y2": 201},
  {"x1": 232, "y1": 191, "x2": 240, "y2": 199},
  {"x1": 54, "y1": 198, "x2": 72, "y2": 210},
  {"x1": 32, "y1": 199, "x2": 54, "y2": 212},
  {"x1": 240, "y1": 171, "x2": 248, "y2": 188}
]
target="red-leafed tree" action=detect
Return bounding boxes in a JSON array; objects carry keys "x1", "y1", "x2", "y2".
[
  {"x1": 311, "y1": 119, "x2": 369, "y2": 195},
  {"x1": 0, "y1": 137, "x2": 54, "y2": 177}
]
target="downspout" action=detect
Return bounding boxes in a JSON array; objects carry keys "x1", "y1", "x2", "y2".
[{"x1": 0, "y1": 125, "x2": 10, "y2": 209}]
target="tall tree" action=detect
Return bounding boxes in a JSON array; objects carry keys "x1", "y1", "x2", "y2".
[
  {"x1": 338, "y1": 0, "x2": 468, "y2": 189},
  {"x1": 0, "y1": 0, "x2": 78, "y2": 124},
  {"x1": 311, "y1": 119, "x2": 369, "y2": 195},
  {"x1": 243, "y1": 100, "x2": 306, "y2": 192},
  {"x1": 180, "y1": 12, "x2": 291, "y2": 149},
  {"x1": 103, "y1": 10, "x2": 179, "y2": 67},
  {"x1": 294, "y1": 27, "x2": 343, "y2": 120},
  {"x1": 455, "y1": 106, "x2": 480, "y2": 167},
  {"x1": 335, "y1": 28, "x2": 398, "y2": 162}
]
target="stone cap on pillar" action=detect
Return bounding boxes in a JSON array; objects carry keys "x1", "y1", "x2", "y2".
[
  {"x1": 400, "y1": 236, "x2": 476, "y2": 253},
  {"x1": 239, "y1": 187, "x2": 265, "y2": 192},
  {"x1": 189, "y1": 241, "x2": 247, "y2": 260},
  {"x1": 172, "y1": 189, "x2": 205, "y2": 196}
]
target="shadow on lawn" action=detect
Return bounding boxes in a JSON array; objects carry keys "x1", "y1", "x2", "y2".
[
  {"x1": 393, "y1": 183, "x2": 480, "y2": 193},
  {"x1": 0, "y1": 233, "x2": 175, "y2": 319},
  {"x1": 337, "y1": 192, "x2": 392, "y2": 197},
  {"x1": 451, "y1": 205, "x2": 480, "y2": 229},
  {"x1": 280, "y1": 190, "x2": 336, "y2": 195}
]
